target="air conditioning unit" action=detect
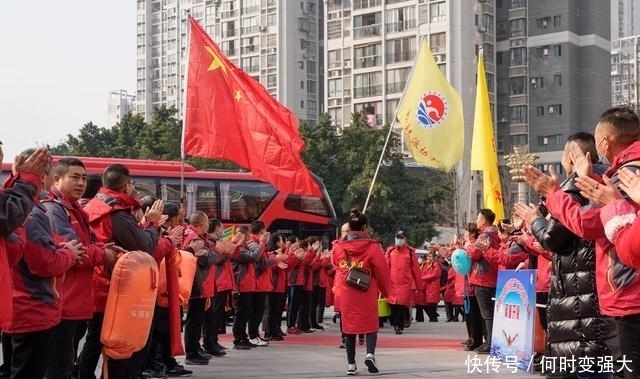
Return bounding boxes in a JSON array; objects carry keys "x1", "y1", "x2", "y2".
[
  {"x1": 531, "y1": 78, "x2": 537, "y2": 85},
  {"x1": 267, "y1": 47, "x2": 276, "y2": 54},
  {"x1": 478, "y1": 26, "x2": 488, "y2": 33},
  {"x1": 344, "y1": 60, "x2": 351, "y2": 67},
  {"x1": 548, "y1": 106, "x2": 554, "y2": 114},
  {"x1": 543, "y1": 137, "x2": 549, "y2": 144},
  {"x1": 303, "y1": 54, "x2": 309, "y2": 59},
  {"x1": 258, "y1": 25, "x2": 267, "y2": 32},
  {"x1": 435, "y1": 54, "x2": 445, "y2": 63},
  {"x1": 542, "y1": 19, "x2": 548, "y2": 27},
  {"x1": 543, "y1": 48, "x2": 549, "y2": 56}
]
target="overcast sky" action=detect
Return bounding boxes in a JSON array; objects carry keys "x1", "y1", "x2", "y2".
[{"x1": 0, "y1": 1, "x2": 136, "y2": 161}]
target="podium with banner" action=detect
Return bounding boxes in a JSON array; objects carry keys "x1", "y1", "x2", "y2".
[{"x1": 490, "y1": 269, "x2": 537, "y2": 372}]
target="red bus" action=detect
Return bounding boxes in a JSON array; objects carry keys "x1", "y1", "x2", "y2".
[{"x1": 1, "y1": 156, "x2": 338, "y2": 239}]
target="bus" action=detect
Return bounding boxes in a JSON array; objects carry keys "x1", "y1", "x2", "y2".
[{"x1": 1, "y1": 156, "x2": 339, "y2": 239}]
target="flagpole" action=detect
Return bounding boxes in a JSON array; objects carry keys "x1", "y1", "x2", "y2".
[
  {"x1": 468, "y1": 172, "x2": 474, "y2": 222},
  {"x1": 179, "y1": 10, "x2": 191, "y2": 206},
  {"x1": 363, "y1": 37, "x2": 428, "y2": 214}
]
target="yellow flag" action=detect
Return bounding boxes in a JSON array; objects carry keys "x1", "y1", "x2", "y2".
[
  {"x1": 470, "y1": 51, "x2": 504, "y2": 220},
  {"x1": 395, "y1": 38, "x2": 464, "y2": 171}
]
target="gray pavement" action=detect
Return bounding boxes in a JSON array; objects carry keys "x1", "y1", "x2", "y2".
[{"x1": 169, "y1": 316, "x2": 533, "y2": 378}]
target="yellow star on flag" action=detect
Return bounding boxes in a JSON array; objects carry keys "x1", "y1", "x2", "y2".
[
  {"x1": 205, "y1": 46, "x2": 227, "y2": 74},
  {"x1": 235, "y1": 90, "x2": 242, "y2": 102}
]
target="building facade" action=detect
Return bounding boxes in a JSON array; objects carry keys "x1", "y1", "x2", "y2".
[
  {"x1": 135, "y1": 0, "x2": 322, "y2": 126},
  {"x1": 612, "y1": 35, "x2": 639, "y2": 109},
  {"x1": 612, "y1": 0, "x2": 640, "y2": 39},
  {"x1": 106, "y1": 89, "x2": 136, "y2": 127}
]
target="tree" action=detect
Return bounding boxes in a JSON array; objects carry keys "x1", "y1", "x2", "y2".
[{"x1": 301, "y1": 111, "x2": 447, "y2": 245}]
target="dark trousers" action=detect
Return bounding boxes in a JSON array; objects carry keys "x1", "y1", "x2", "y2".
[
  {"x1": 296, "y1": 290, "x2": 312, "y2": 331},
  {"x1": 46, "y1": 319, "x2": 84, "y2": 379},
  {"x1": 184, "y1": 297, "x2": 206, "y2": 357},
  {"x1": 389, "y1": 304, "x2": 409, "y2": 330},
  {"x1": 149, "y1": 306, "x2": 172, "y2": 367},
  {"x1": 466, "y1": 295, "x2": 485, "y2": 348},
  {"x1": 616, "y1": 315, "x2": 640, "y2": 379},
  {"x1": 344, "y1": 333, "x2": 377, "y2": 364},
  {"x1": 445, "y1": 302, "x2": 454, "y2": 321},
  {"x1": 232, "y1": 292, "x2": 254, "y2": 344},
  {"x1": 203, "y1": 290, "x2": 231, "y2": 351},
  {"x1": 309, "y1": 286, "x2": 326, "y2": 327},
  {"x1": 78, "y1": 312, "x2": 104, "y2": 379},
  {"x1": 425, "y1": 303, "x2": 439, "y2": 321},
  {"x1": 9, "y1": 328, "x2": 52, "y2": 379},
  {"x1": 248, "y1": 292, "x2": 268, "y2": 340},
  {"x1": 266, "y1": 292, "x2": 285, "y2": 337},
  {"x1": 474, "y1": 285, "x2": 496, "y2": 345},
  {"x1": 536, "y1": 292, "x2": 549, "y2": 330},
  {"x1": 415, "y1": 305, "x2": 426, "y2": 322},
  {"x1": 286, "y1": 286, "x2": 303, "y2": 328},
  {"x1": 0, "y1": 333, "x2": 12, "y2": 374}
]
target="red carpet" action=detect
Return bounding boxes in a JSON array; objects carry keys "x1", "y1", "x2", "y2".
[{"x1": 218, "y1": 333, "x2": 462, "y2": 350}]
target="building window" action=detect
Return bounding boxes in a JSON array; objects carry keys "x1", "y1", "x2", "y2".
[
  {"x1": 510, "y1": 47, "x2": 527, "y2": 66},
  {"x1": 553, "y1": 45, "x2": 562, "y2": 56},
  {"x1": 354, "y1": 72, "x2": 383, "y2": 98},
  {"x1": 497, "y1": 52, "x2": 503, "y2": 65},
  {"x1": 267, "y1": 74, "x2": 277, "y2": 88},
  {"x1": 510, "y1": 0, "x2": 526, "y2": 8},
  {"x1": 535, "y1": 17, "x2": 550, "y2": 29},
  {"x1": 510, "y1": 134, "x2": 528, "y2": 145},
  {"x1": 510, "y1": 18, "x2": 526, "y2": 37},
  {"x1": 385, "y1": 36, "x2": 416, "y2": 64},
  {"x1": 328, "y1": 79, "x2": 342, "y2": 98},
  {"x1": 510, "y1": 105, "x2": 527, "y2": 124},
  {"x1": 354, "y1": 43, "x2": 382, "y2": 69},
  {"x1": 510, "y1": 77, "x2": 527, "y2": 95},
  {"x1": 328, "y1": 107, "x2": 343, "y2": 126},
  {"x1": 536, "y1": 106, "x2": 544, "y2": 117},
  {"x1": 301, "y1": 81, "x2": 304, "y2": 89},
  {"x1": 549, "y1": 104, "x2": 562, "y2": 115},
  {"x1": 301, "y1": 100, "x2": 304, "y2": 109},
  {"x1": 531, "y1": 77, "x2": 543, "y2": 88},
  {"x1": 554, "y1": 74, "x2": 562, "y2": 87},
  {"x1": 429, "y1": 32, "x2": 447, "y2": 53},
  {"x1": 553, "y1": 15, "x2": 561, "y2": 27},
  {"x1": 481, "y1": 14, "x2": 494, "y2": 34},
  {"x1": 307, "y1": 80, "x2": 316, "y2": 94},
  {"x1": 386, "y1": 98, "x2": 399, "y2": 124},
  {"x1": 327, "y1": 20, "x2": 342, "y2": 39},
  {"x1": 386, "y1": 67, "x2": 411, "y2": 94},
  {"x1": 429, "y1": 2, "x2": 447, "y2": 23}
]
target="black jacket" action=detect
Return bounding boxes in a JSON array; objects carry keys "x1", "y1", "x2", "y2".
[{"x1": 530, "y1": 171, "x2": 618, "y2": 363}]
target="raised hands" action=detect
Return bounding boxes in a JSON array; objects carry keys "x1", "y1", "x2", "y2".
[
  {"x1": 513, "y1": 202, "x2": 541, "y2": 226},
  {"x1": 575, "y1": 175, "x2": 621, "y2": 207},
  {"x1": 523, "y1": 165, "x2": 560, "y2": 198},
  {"x1": 567, "y1": 141, "x2": 593, "y2": 178},
  {"x1": 618, "y1": 167, "x2": 640, "y2": 205},
  {"x1": 167, "y1": 225, "x2": 185, "y2": 247},
  {"x1": 230, "y1": 231, "x2": 246, "y2": 245},
  {"x1": 63, "y1": 239, "x2": 87, "y2": 262},
  {"x1": 260, "y1": 231, "x2": 271, "y2": 246},
  {"x1": 143, "y1": 199, "x2": 164, "y2": 226},
  {"x1": 216, "y1": 239, "x2": 237, "y2": 255},
  {"x1": 189, "y1": 239, "x2": 205, "y2": 254},
  {"x1": 12, "y1": 147, "x2": 51, "y2": 177}
]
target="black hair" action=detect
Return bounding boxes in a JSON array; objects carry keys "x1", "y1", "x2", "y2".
[
  {"x1": 140, "y1": 195, "x2": 157, "y2": 212},
  {"x1": 478, "y1": 208, "x2": 496, "y2": 225},
  {"x1": 53, "y1": 157, "x2": 85, "y2": 177},
  {"x1": 267, "y1": 233, "x2": 285, "y2": 251},
  {"x1": 567, "y1": 132, "x2": 598, "y2": 163},
  {"x1": 102, "y1": 164, "x2": 131, "y2": 190},
  {"x1": 347, "y1": 207, "x2": 368, "y2": 231},
  {"x1": 287, "y1": 235, "x2": 298, "y2": 244},
  {"x1": 207, "y1": 218, "x2": 222, "y2": 234},
  {"x1": 250, "y1": 220, "x2": 265, "y2": 234},
  {"x1": 599, "y1": 106, "x2": 640, "y2": 145},
  {"x1": 163, "y1": 202, "x2": 180, "y2": 219},
  {"x1": 83, "y1": 173, "x2": 102, "y2": 199}
]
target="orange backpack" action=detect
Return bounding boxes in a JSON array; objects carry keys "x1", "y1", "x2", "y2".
[
  {"x1": 157, "y1": 250, "x2": 197, "y2": 307},
  {"x1": 101, "y1": 251, "x2": 159, "y2": 360}
]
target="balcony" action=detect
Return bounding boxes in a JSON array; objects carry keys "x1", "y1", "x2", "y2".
[
  {"x1": 385, "y1": 19, "x2": 416, "y2": 33},
  {"x1": 354, "y1": 85, "x2": 383, "y2": 98},
  {"x1": 354, "y1": 0, "x2": 381, "y2": 9},
  {"x1": 387, "y1": 81, "x2": 406, "y2": 94},
  {"x1": 241, "y1": 25, "x2": 259, "y2": 34},
  {"x1": 241, "y1": 45, "x2": 257, "y2": 54},
  {"x1": 354, "y1": 55, "x2": 381, "y2": 69},
  {"x1": 222, "y1": 29, "x2": 237, "y2": 38},
  {"x1": 386, "y1": 50, "x2": 416, "y2": 64},
  {"x1": 353, "y1": 24, "x2": 381, "y2": 40},
  {"x1": 221, "y1": 9, "x2": 239, "y2": 18}
]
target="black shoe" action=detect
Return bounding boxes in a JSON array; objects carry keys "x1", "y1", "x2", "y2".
[
  {"x1": 475, "y1": 344, "x2": 491, "y2": 354},
  {"x1": 339, "y1": 337, "x2": 346, "y2": 348},
  {"x1": 198, "y1": 348, "x2": 213, "y2": 359},
  {"x1": 233, "y1": 342, "x2": 252, "y2": 350},
  {"x1": 140, "y1": 368, "x2": 168, "y2": 379},
  {"x1": 312, "y1": 324, "x2": 325, "y2": 330},
  {"x1": 216, "y1": 343, "x2": 229, "y2": 351},
  {"x1": 270, "y1": 335, "x2": 284, "y2": 341},
  {"x1": 205, "y1": 348, "x2": 227, "y2": 357},
  {"x1": 165, "y1": 362, "x2": 193, "y2": 377},
  {"x1": 464, "y1": 344, "x2": 480, "y2": 351},
  {"x1": 185, "y1": 353, "x2": 210, "y2": 365},
  {"x1": 244, "y1": 339, "x2": 258, "y2": 347},
  {"x1": 301, "y1": 329, "x2": 314, "y2": 333},
  {"x1": 0, "y1": 368, "x2": 9, "y2": 379}
]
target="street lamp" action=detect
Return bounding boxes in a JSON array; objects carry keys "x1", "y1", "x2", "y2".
[{"x1": 504, "y1": 145, "x2": 539, "y2": 203}]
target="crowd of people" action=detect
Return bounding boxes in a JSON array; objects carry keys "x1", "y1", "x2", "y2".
[{"x1": 1, "y1": 105, "x2": 640, "y2": 379}]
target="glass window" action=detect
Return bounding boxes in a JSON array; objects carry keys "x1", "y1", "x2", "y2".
[
  {"x1": 510, "y1": 18, "x2": 526, "y2": 37},
  {"x1": 354, "y1": 72, "x2": 383, "y2": 98},
  {"x1": 386, "y1": 67, "x2": 411, "y2": 94},
  {"x1": 554, "y1": 74, "x2": 562, "y2": 87},
  {"x1": 429, "y1": 2, "x2": 446, "y2": 23},
  {"x1": 385, "y1": 36, "x2": 416, "y2": 64},
  {"x1": 510, "y1": 47, "x2": 527, "y2": 65},
  {"x1": 354, "y1": 43, "x2": 382, "y2": 69},
  {"x1": 553, "y1": 45, "x2": 562, "y2": 56},
  {"x1": 510, "y1": 77, "x2": 526, "y2": 95},
  {"x1": 328, "y1": 79, "x2": 343, "y2": 98},
  {"x1": 328, "y1": 107, "x2": 343, "y2": 126},
  {"x1": 553, "y1": 15, "x2": 561, "y2": 27},
  {"x1": 220, "y1": 181, "x2": 276, "y2": 223},
  {"x1": 284, "y1": 195, "x2": 329, "y2": 217},
  {"x1": 510, "y1": 105, "x2": 527, "y2": 124},
  {"x1": 429, "y1": 32, "x2": 446, "y2": 53}
]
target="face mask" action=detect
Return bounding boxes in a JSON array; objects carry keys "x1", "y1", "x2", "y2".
[
  {"x1": 418, "y1": 258, "x2": 424, "y2": 264},
  {"x1": 598, "y1": 154, "x2": 610, "y2": 166},
  {"x1": 395, "y1": 238, "x2": 405, "y2": 246}
]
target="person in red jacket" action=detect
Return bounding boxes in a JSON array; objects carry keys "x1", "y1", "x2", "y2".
[
  {"x1": 5, "y1": 149, "x2": 85, "y2": 379},
  {"x1": 331, "y1": 208, "x2": 390, "y2": 375},
  {"x1": 77, "y1": 163, "x2": 174, "y2": 379},
  {"x1": 265, "y1": 233, "x2": 292, "y2": 341},
  {"x1": 421, "y1": 251, "x2": 442, "y2": 322},
  {"x1": 385, "y1": 230, "x2": 423, "y2": 335},
  {"x1": 524, "y1": 106, "x2": 640, "y2": 379},
  {"x1": 41, "y1": 158, "x2": 117, "y2": 379}
]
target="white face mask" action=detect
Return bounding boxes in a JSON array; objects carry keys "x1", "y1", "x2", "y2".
[
  {"x1": 395, "y1": 238, "x2": 405, "y2": 246},
  {"x1": 418, "y1": 258, "x2": 425, "y2": 264}
]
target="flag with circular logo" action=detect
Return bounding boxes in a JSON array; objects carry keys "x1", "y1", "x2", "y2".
[{"x1": 395, "y1": 39, "x2": 464, "y2": 171}]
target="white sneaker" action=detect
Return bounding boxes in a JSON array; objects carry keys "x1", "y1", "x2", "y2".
[
  {"x1": 364, "y1": 353, "x2": 379, "y2": 373},
  {"x1": 249, "y1": 337, "x2": 269, "y2": 347},
  {"x1": 346, "y1": 363, "x2": 358, "y2": 375}
]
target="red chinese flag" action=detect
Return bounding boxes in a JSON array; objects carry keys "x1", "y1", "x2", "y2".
[{"x1": 183, "y1": 17, "x2": 321, "y2": 196}]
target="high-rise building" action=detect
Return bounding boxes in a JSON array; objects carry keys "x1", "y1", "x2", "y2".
[
  {"x1": 611, "y1": 35, "x2": 639, "y2": 109},
  {"x1": 106, "y1": 89, "x2": 136, "y2": 127},
  {"x1": 494, "y1": 0, "x2": 610, "y2": 205},
  {"x1": 324, "y1": 0, "x2": 610, "y2": 222},
  {"x1": 612, "y1": 0, "x2": 640, "y2": 39},
  {"x1": 135, "y1": 0, "x2": 322, "y2": 126}
]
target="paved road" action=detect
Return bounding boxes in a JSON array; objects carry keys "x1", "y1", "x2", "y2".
[{"x1": 171, "y1": 316, "x2": 532, "y2": 378}]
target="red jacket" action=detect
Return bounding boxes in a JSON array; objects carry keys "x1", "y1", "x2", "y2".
[
  {"x1": 331, "y1": 232, "x2": 390, "y2": 334},
  {"x1": 182, "y1": 226, "x2": 218, "y2": 298},
  {"x1": 304, "y1": 250, "x2": 319, "y2": 291},
  {"x1": 84, "y1": 188, "x2": 172, "y2": 312},
  {"x1": 385, "y1": 245, "x2": 423, "y2": 307},
  {"x1": 43, "y1": 189, "x2": 106, "y2": 320},
  {"x1": 255, "y1": 244, "x2": 278, "y2": 293},
  {"x1": 270, "y1": 250, "x2": 289, "y2": 293},
  {"x1": 523, "y1": 235, "x2": 552, "y2": 293},
  {"x1": 8, "y1": 203, "x2": 76, "y2": 334},
  {"x1": 546, "y1": 140, "x2": 640, "y2": 317},
  {"x1": 232, "y1": 238, "x2": 263, "y2": 293},
  {"x1": 0, "y1": 172, "x2": 41, "y2": 329},
  {"x1": 421, "y1": 261, "x2": 442, "y2": 304},
  {"x1": 444, "y1": 268, "x2": 463, "y2": 305},
  {"x1": 467, "y1": 225, "x2": 501, "y2": 288}
]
